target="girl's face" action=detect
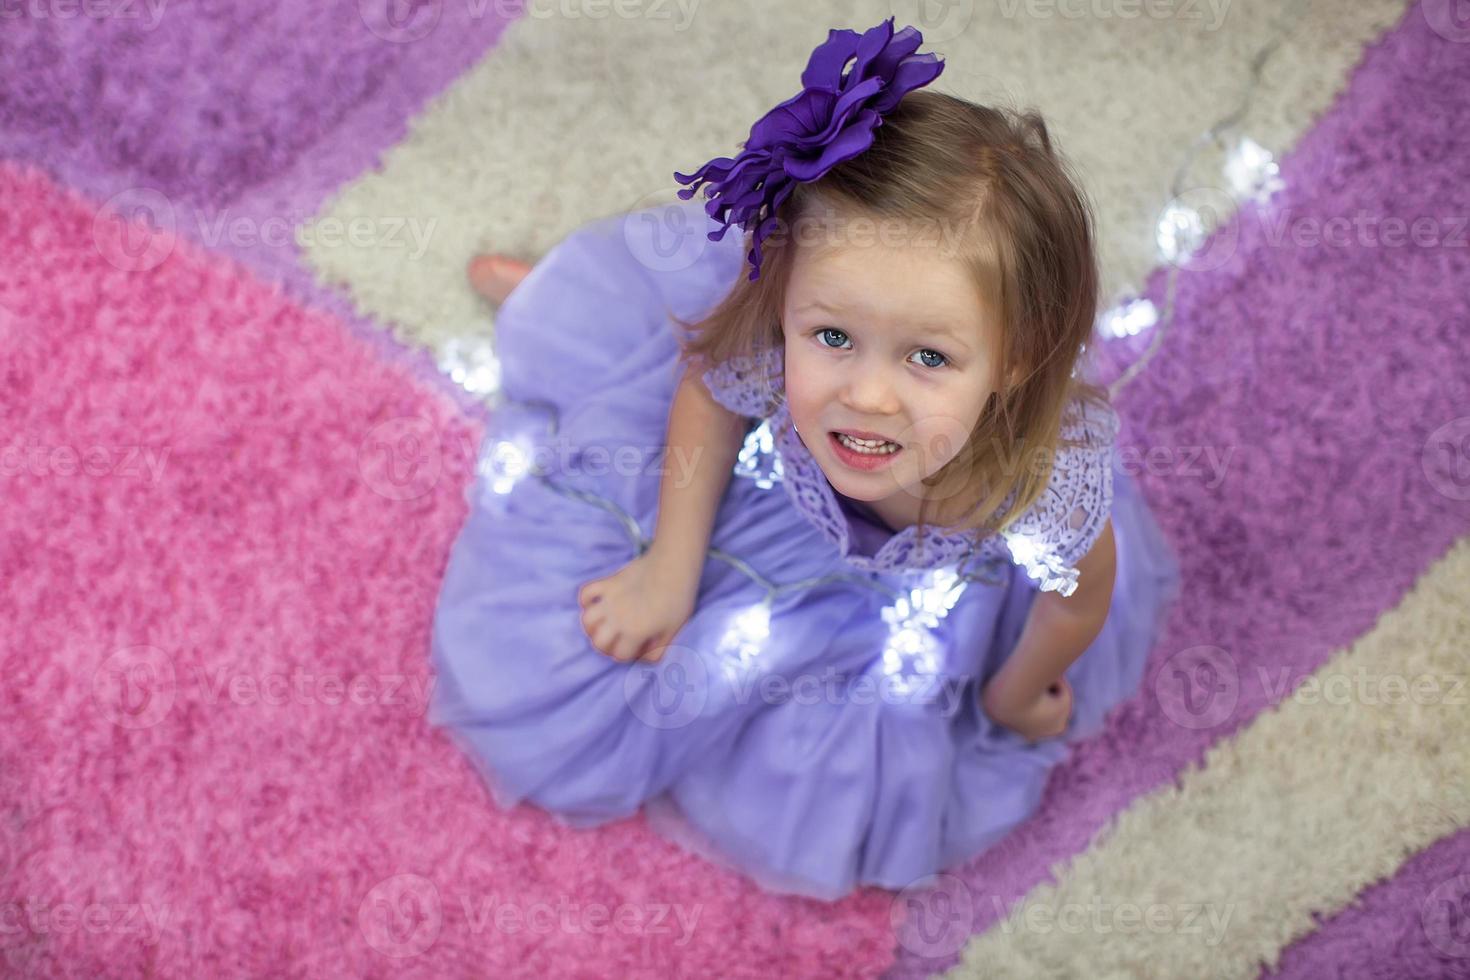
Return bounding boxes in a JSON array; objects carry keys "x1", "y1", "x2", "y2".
[{"x1": 781, "y1": 234, "x2": 1005, "y2": 525}]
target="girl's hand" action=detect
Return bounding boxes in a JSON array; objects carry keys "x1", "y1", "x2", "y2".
[
  {"x1": 577, "y1": 547, "x2": 698, "y2": 664},
  {"x1": 980, "y1": 674, "x2": 1074, "y2": 744}
]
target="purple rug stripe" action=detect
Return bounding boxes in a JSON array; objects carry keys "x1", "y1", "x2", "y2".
[
  {"x1": 1264, "y1": 828, "x2": 1470, "y2": 979},
  {"x1": 0, "y1": 4, "x2": 520, "y2": 424},
  {"x1": 1244, "y1": 9, "x2": 1470, "y2": 977},
  {"x1": 889, "y1": 2, "x2": 1469, "y2": 976}
]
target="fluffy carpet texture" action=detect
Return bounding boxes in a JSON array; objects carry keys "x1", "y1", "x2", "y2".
[
  {"x1": 3, "y1": 1, "x2": 1467, "y2": 977},
  {"x1": 947, "y1": 542, "x2": 1470, "y2": 977},
  {"x1": 0, "y1": 0, "x2": 521, "y2": 423},
  {"x1": 0, "y1": 162, "x2": 898, "y2": 976},
  {"x1": 927, "y1": 6, "x2": 1470, "y2": 978},
  {"x1": 300, "y1": 0, "x2": 1408, "y2": 361}
]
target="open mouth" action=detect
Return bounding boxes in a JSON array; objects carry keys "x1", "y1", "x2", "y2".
[{"x1": 829, "y1": 431, "x2": 903, "y2": 470}]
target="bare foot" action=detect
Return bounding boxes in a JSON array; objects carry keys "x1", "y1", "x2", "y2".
[{"x1": 467, "y1": 253, "x2": 533, "y2": 306}]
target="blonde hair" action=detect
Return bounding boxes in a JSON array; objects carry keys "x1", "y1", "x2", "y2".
[{"x1": 672, "y1": 89, "x2": 1111, "y2": 545}]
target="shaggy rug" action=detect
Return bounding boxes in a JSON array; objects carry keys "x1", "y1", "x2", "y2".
[{"x1": 3, "y1": 1, "x2": 1466, "y2": 977}]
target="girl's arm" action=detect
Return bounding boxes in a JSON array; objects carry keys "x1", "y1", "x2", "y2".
[
  {"x1": 986, "y1": 518, "x2": 1118, "y2": 709},
  {"x1": 645, "y1": 364, "x2": 749, "y2": 583}
]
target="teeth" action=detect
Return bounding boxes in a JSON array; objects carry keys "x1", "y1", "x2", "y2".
[{"x1": 837, "y1": 433, "x2": 899, "y2": 455}]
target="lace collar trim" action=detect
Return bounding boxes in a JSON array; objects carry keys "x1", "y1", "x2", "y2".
[{"x1": 765, "y1": 400, "x2": 984, "y2": 573}]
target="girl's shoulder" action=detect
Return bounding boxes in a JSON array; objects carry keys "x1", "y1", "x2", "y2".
[
  {"x1": 999, "y1": 391, "x2": 1121, "y2": 595},
  {"x1": 698, "y1": 343, "x2": 785, "y2": 420}
]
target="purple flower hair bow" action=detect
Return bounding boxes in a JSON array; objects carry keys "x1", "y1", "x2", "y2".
[{"x1": 673, "y1": 16, "x2": 945, "y2": 281}]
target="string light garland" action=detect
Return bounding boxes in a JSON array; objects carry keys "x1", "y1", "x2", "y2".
[
  {"x1": 1102, "y1": 0, "x2": 1305, "y2": 398},
  {"x1": 439, "y1": 4, "x2": 1310, "y2": 672},
  {"x1": 462, "y1": 391, "x2": 1011, "y2": 681}
]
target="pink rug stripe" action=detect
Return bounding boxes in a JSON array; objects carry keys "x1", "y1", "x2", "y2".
[
  {"x1": 892, "y1": 2, "x2": 1470, "y2": 974},
  {"x1": 0, "y1": 161, "x2": 896, "y2": 978},
  {"x1": 1, "y1": 3, "x2": 524, "y2": 427}
]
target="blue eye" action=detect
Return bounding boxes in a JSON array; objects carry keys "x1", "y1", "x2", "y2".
[
  {"x1": 816, "y1": 327, "x2": 849, "y2": 350},
  {"x1": 813, "y1": 327, "x2": 949, "y2": 369}
]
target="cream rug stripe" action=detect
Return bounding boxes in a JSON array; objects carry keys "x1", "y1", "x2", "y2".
[
  {"x1": 944, "y1": 536, "x2": 1470, "y2": 978},
  {"x1": 298, "y1": 0, "x2": 1408, "y2": 363}
]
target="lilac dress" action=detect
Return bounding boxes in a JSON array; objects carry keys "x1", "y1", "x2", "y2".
[{"x1": 428, "y1": 198, "x2": 1182, "y2": 901}]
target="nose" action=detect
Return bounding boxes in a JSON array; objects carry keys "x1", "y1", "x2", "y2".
[{"x1": 839, "y1": 363, "x2": 901, "y2": 418}]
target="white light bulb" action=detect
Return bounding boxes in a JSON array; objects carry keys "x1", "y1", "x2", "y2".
[
  {"x1": 1224, "y1": 137, "x2": 1284, "y2": 204},
  {"x1": 479, "y1": 435, "x2": 533, "y2": 495},
  {"x1": 1100, "y1": 297, "x2": 1160, "y2": 339},
  {"x1": 734, "y1": 419, "x2": 784, "y2": 488},
  {"x1": 439, "y1": 336, "x2": 502, "y2": 397},
  {"x1": 876, "y1": 568, "x2": 965, "y2": 697},
  {"x1": 1003, "y1": 531, "x2": 1079, "y2": 597},
  {"x1": 1156, "y1": 202, "x2": 1206, "y2": 264},
  {"x1": 716, "y1": 600, "x2": 772, "y2": 678}
]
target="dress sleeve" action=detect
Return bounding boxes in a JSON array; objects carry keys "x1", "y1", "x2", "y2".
[
  {"x1": 697, "y1": 344, "x2": 785, "y2": 420},
  {"x1": 1002, "y1": 395, "x2": 1121, "y2": 597}
]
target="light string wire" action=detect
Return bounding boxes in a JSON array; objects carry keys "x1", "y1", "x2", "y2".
[
  {"x1": 484, "y1": 395, "x2": 1009, "y2": 609},
  {"x1": 1106, "y1": 0, "x2": 1309, "y2": 400},
  {"x1": 460, "y1": 8, "x2": 1309, "y2": 618}
]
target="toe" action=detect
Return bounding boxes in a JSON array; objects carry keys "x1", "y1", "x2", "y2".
[{"x1": 466, "y1": 253, "x2": 532, "y2": 304}]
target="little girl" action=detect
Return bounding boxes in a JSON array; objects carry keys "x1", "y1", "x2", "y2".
[{"x1": 430, "y1": 17, "x2": 1181, "y2": 901}]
